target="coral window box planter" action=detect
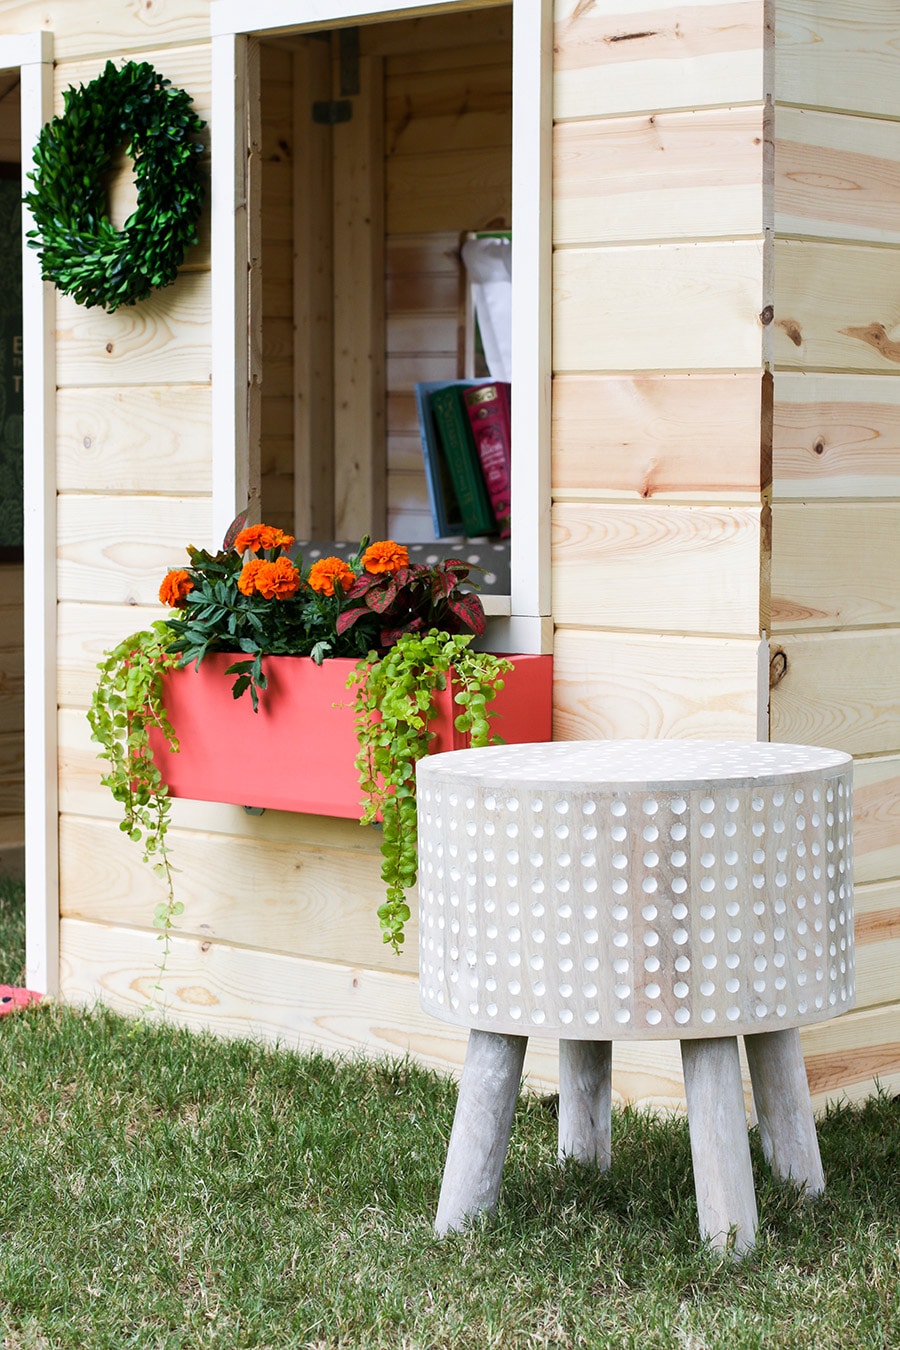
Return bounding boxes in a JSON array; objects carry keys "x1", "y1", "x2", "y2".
[{"x1": 149, "y1": 653, "x2": 553, "y2": 819}]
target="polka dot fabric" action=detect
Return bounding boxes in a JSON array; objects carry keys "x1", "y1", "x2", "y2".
[{"x1": 417, "y1": 741, "x2": 854, "y2": 1039}]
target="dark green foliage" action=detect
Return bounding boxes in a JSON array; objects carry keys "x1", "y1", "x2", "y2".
[{"x1": 24, "y1": 60, "x2": 205, "y2": 312}]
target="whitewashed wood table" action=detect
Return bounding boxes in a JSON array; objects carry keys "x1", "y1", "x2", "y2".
[{"x1": 416, "y1": 740, "x2": 854, "y2": 1253}]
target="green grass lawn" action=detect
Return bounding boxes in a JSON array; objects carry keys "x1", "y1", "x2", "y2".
[
  {"x1": 0, "y1": 872, "x2": 26, "y2": 987},
  {"x1": 0, "y1": 881, "x2": 897, "y2": 1349}
]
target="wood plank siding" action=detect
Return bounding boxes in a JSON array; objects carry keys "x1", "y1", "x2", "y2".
[
  {"x1": 34, "y1": 0, "x2": 900, "y2": 1110},
  {"x1": 770, "y1": 0, "x2": 900, "y2": 1100},
  {"x1": 550, "y1": 0, "x2": 768, "y2": 755}
]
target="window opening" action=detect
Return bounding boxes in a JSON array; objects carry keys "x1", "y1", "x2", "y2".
[
  {"x1": 211, "y1": 0, "x2": 551, "y2": 652},
  {"x1": 254, "y1": 8, "x2": 513, "y2": 602}
]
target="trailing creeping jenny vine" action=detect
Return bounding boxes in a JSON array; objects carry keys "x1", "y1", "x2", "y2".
[
  {"x1": 351, "y1": 630, "x2": 511, "y2": 951},
  {"x1": 88, "y1": 623, "x2": 184, "y2": 985}
]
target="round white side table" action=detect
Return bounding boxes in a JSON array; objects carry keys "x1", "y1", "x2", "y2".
[{"x1": 417, "y1": 740, "x2": 854, "y2": 1252}]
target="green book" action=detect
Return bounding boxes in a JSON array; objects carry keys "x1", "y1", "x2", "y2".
[{"x1": 428, "y1": 383, "x2": 497, "y2": 537}]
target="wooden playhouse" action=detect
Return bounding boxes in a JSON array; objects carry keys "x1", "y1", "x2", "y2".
[{"x1": 3, "y1": 0, "x2": 899, "y2": 1109}]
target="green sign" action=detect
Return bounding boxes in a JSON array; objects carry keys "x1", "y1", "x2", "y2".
[{"x1": 0, "y1": 172, "x2": 22, "y2": 549}]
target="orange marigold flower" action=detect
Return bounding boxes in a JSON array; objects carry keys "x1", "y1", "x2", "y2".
[
  {"x1": 254, "y1": 556, "x2": 301, "y2": 600},
  {"x1": 308, "y1": 556, "x2": 355, "y2": 597},
  {"x1": 362, "y1": 540, "x2": 409, "y2": 574},
  {"x1": 234, "y1": 524, "x2": 295, "y2": 554},
  {"x1": 158, "y1": 569, "x2": 194, "y2": 609},
  {"x1": 237, "y1": 560, "x2": 266, "y2": 596}
]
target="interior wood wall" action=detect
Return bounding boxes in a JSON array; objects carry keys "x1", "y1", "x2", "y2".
[
  {"x1": 257, "y1": 10, "x2": 513, "y2": 542},
  {"x1": 10, "y1": 0, "x2": 892, "y2": 1111},
  {"x1": 769, "y1": 0, "x2": 900, "y2": 1101},
  {"x1": 258, "y1": 43, "x2": 294, "y2": 538},
  {"x1": 380, "y1": 9, "x2": 512, "y2": 540}
]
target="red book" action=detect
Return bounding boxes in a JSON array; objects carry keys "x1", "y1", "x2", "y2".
[{"x1": 462, "y1": 382, "x2": 511, "y2": 537}]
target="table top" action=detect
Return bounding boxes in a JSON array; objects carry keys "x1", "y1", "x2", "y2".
[
  {"x1": 417, "y1": 738, "x2": 855, "y2": 1039},
  {"x1": 417, "y1": 740, "x2": 851, "y2": 792}
]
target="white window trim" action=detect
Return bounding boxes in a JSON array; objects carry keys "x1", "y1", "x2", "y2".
[
  {"x1": 0, "y1": 31, "x2": 58, "y2": 993},
  {"x1": 210, "y1": 0, "x2": 552, "y2": 653}
]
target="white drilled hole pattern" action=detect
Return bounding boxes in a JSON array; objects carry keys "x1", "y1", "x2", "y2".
[{"x1": 416, "y1": 741, "x2": 854, "y2": 1039}]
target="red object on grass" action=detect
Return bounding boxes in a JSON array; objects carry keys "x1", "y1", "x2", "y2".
[
  {"x1": 149, "y1": 652, "x2": 553, "y2": 818},
  {"x1": 0, "y1": 985, "x2": 42, "y2": 1015}
]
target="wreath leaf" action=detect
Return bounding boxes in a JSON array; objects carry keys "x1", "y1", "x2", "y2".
[{"x1": 24, "y1": 60, "x2": 206, "y2": 312}]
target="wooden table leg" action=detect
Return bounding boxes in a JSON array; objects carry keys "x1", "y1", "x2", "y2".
[
  {"x1": 681, "y1": 1036, "x2": 759, "y2": 1255},
  {"x1": 434, "y1": 1028, "x2": 528, "y2": 1236},
  {"x1": 744, "y1": 1026, "x2": 824, "y2": 1197},
  {"x1": 558, "y1": 1039, "x2": 612, "y2": 1167}
]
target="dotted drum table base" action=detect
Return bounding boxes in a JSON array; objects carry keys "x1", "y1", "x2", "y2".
[{"x1": 416, "y1": 741, "x2": 854, "y2": 1253}]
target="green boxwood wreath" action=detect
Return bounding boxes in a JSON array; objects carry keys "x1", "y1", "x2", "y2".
[{"x1": 24, "y1": 60, "x2": 206, "y2": 313}]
